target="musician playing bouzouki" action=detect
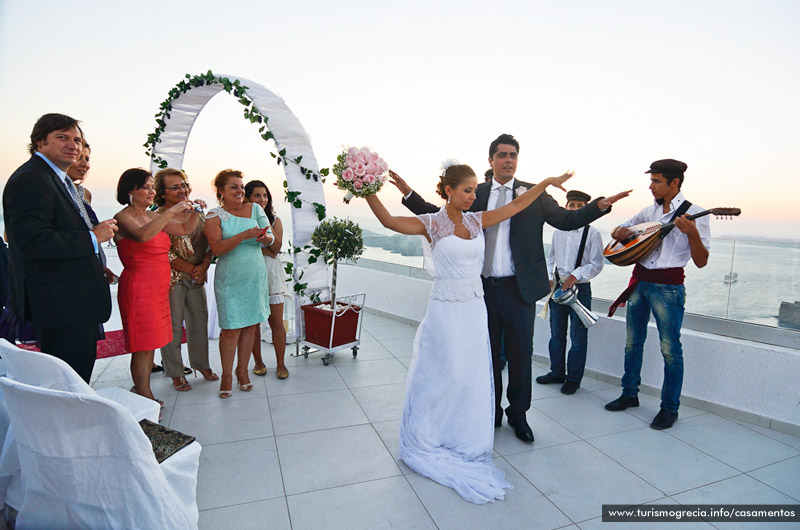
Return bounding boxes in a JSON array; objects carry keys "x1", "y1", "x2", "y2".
[{"x1": 604, "y1": 159, "x2": 710, "y2": 430}]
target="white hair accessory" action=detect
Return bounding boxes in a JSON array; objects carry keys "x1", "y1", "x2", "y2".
[{"x1": 440, "y1": 158, "x2": 460, "y2": 176}]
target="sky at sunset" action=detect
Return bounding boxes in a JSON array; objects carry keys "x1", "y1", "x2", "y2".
[{"x1": 1, "y1": 0, "x2": 797, "y2": 239}]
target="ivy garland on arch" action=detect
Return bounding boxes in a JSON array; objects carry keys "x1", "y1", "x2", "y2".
[
  {"x1": 143, "y1": 70, "x2": 335, "y2": 295},
  {"x1": 143, "y1": 70, "x2": 329, "y2": 222}
]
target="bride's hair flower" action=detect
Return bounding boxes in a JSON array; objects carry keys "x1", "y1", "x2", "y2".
[{"x1": 440, "y1": 158, "x2": 461, "y2": 176}]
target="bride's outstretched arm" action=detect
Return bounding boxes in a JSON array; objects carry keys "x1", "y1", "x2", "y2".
[
  {"x1": 365, "y1": 194, "x2": 427, "y2": 236},
  {"x1": 482, "y1": 172, "x2": 573, "y2": 228}
]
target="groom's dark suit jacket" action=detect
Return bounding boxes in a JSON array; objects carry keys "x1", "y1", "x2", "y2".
[
  {"x1": 403, "y1": 179, "x2": 609, "y2": 303},
  {"x1": 3, "y1": 155, "x2": 111, "y2": 328}
]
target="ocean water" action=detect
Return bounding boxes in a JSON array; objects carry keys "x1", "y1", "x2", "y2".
[{"x1": 590, "y1": 239, "x2": 800, "y2": 327}]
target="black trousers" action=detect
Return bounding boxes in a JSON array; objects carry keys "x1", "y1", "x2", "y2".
[
  {"x1": 483, "y1": 277, "x2": 534, "y2": 421},
  {"x1": 37, "y1": 324, "x2": 98, "y2": 383}
]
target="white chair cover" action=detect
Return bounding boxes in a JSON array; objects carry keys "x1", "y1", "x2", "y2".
[
  {"x1": 0, "y1": 339, "x2": 159, "y2": 422},
  {"x1": 0, "y1": 378, "x2": 199, "y2": 529},
  {"x1": 0, "y1": 338, "x2": 160, "y2": 510}
]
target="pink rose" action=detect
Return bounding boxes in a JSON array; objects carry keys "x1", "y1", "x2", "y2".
[
  {"x1": 353, "y1": 162, "x2": 366, "y2": 177},
  {"x1": 353, "y1": 179, "x2": 364, "y2": 190},
  {"x1": 377, "y1": 159, "x2": 388, "y2": 174},
  {"x1": 356, "y1": 150, "x2": 368, "y2": 165},
  {"x1": 366, "y1": 161, "x2": 379, "y2": 175},
  {"x1": 348, "y1": 147, "x2": 359, "y2": 158},
  {"x1": 367, "y1": 150, "x2": 379, "y2": 164},
  {"x1": 363, "y1": 174, "x2": 376, "y2": 184},
  {"x1": 342, "y1": 167, "x2": 354, "y2": 182}
]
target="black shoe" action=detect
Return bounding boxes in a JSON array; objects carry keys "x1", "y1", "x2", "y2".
[
  {"x1": 604, "y1": 394, "x2": 639, "y2": 411},
  {"x1": 535, "y1": 372, "x2": 566, "y2": 385},
  {"x1": 507, "y1": 416, "x2": 534, "y2": 443},
  {"x1": 183, "y1": 366, "x2": 192, "y2": 375},
  {"x1": 651, "y1": 408, "x2": 678, "y2": 430},
  {"x1": 151, "y1": 364, "x2": 164, "y2": 373},
  {"x1": 561, "y1": 381, "x2": 580, "y2": 395}
]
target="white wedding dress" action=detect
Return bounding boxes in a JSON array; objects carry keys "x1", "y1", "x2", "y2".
[{"x1": 399, "y1": 208, "x2": 511, "y2": 504}]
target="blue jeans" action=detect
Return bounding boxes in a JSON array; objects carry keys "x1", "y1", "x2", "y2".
[
  {"x1": 548, "y1": 282, "x2": 591, "y2": 383},
  {"x1": 621, "y1": 281, "x2": 685, "y2": 413}
]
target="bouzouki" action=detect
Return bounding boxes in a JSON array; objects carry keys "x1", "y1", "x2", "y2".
[{"x1": 603, "y1": 207, "x2": 741, "y2": 266}]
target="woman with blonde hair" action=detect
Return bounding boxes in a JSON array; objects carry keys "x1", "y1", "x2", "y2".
[{"x1": 204, "y1": 169, "x2": 273, "y2": 398}]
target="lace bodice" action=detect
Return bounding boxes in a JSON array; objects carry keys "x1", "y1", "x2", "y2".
[
  {"x1": 418, "y1": 208, "x2": 483, "y2": 251},
  {"x1": 417, "y1": 209, "x2": 485, "y2": 301}
]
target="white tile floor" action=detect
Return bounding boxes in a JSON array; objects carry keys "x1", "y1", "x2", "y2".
[{"x1": 90, "y1": 313, "x2": 800, "y2": 530}]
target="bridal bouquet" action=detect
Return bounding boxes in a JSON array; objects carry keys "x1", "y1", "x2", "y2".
[{"x1": 333, "y1": 146, "x2": 389, "y2": 203}]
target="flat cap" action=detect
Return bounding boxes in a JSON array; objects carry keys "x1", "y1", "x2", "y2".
[
  {"x1": 566, "y1": 190, "x2": 591, "y2": 203},
  {"x1": 645, "y1": 159, "x2": 687, "y2": 175}
]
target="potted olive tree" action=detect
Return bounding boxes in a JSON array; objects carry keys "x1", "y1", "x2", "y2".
[{"x1": 301, "y1": 218, "x2": 365, "y2": 352}]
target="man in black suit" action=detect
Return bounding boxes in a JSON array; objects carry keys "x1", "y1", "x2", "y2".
[
  {"x1": 392, "y1": 134, "x2": 628, "y2": 442},
  {"x1": 3, "y1": 114, "x2": 117, "y2": 382}
]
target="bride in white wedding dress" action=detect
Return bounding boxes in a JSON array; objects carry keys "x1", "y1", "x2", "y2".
[{"x1": 364, "y1": 164, "x2": 572, "y2": 503}]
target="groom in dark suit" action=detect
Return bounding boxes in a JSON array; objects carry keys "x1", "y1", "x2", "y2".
[
  {"x1": 395, "y1": 134, "x2": 626, "y2": 442},
  {"x1": 3, "y1": 114, "x2": 117, "y2": 382}
]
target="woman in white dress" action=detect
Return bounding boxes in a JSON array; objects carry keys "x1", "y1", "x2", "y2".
[
  {"x1": 245, "y1": 180, "x2": 290, "y2": 379},
  {"x1": 364, "y1": 164, "x2": 572, "y2": 503}
]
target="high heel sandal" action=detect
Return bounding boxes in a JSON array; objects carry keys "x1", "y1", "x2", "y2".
[
  {"x1": 172, "y1": 376, "x2": 192, "y2": 392},
  {"x1": 235, "y1": 374, "x2": 253, "y2": 392},
  {"x1": 194, "y1": 368, "x2": 220, "y2": 381},
  {"x1": 218, "y1": 375, "x2": 233, "y2": 399}
]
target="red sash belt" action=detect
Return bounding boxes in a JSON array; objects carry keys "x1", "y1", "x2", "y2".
[{"x1": 607, "y1": 264, "x2": 685, "y2": 317}]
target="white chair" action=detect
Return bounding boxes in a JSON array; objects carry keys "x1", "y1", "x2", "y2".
[
  {"x1": 0, "y1": 338, "x2": 159, "y2": 421},
  {"x1": 0, "y1": 377, "x2": 200, "y2": 529},
  {"x1": 0, "y1": 338, "x2": 160, "y2": 511}
]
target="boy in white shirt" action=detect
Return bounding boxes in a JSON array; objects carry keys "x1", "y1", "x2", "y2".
[{"x1": 538, "y1": 190, "x2": 604, "y2": 394}]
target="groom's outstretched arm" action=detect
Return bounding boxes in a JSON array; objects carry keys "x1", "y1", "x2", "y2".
[
  {"x1": 403, "y1": 191, "x2": 439, "y2": 215},
  {"x1": 390, "y1": 170, "x2": 439, "y2": 215}
]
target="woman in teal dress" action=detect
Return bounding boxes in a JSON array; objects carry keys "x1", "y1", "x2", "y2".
[{"x1": 204, "y1": 169, "x2": 274, "y2": 398}]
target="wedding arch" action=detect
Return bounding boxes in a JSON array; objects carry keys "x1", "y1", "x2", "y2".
[{"x1": 144, "y1": 71, "x2": 329, "y2": 328}]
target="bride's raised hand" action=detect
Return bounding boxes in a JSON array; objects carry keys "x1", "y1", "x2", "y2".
[{"x1": 548, "y1": 170, "x2": 574, "y2": 192}]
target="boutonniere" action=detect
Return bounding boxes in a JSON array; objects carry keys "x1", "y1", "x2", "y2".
[{"x1": 515, "y1": 186, "x2": 529, "y2": 197}]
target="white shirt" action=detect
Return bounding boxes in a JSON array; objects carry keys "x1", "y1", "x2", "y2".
[
  {"x1": 619, "y1": 192, "x2": 711, "y2": 269},
  {"x1": 546, "y1": 225, "x2": 604, "y2": 283},
  {"x1": 486, "y1": 178, "x2": 515, "y2": 277}
]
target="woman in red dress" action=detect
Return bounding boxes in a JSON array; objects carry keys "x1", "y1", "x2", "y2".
[{"x1": 114, "y1": 168, "x2": 201, "y2": 406}]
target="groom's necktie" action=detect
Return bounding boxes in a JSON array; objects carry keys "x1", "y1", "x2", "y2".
[
  {"x1": 482, "y1": 185, "x2": 508, "y2": 278},
  {"x1": 64, "y1": 177, "x2": 106, "y2": 266}
]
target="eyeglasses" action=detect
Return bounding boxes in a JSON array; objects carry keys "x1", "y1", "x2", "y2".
[{"x1": 165, "y1": 183, "x2": 190, "y2": 191}]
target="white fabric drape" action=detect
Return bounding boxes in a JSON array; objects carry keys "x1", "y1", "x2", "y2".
[{"x1": 149, "y1": 74, "x2": 329, "y2": 338}]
